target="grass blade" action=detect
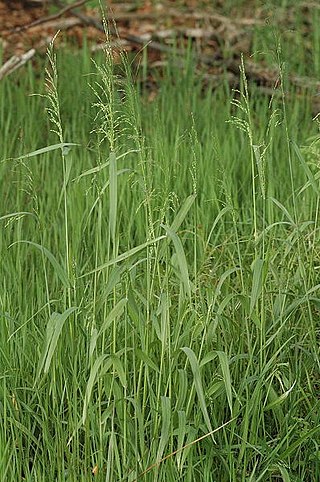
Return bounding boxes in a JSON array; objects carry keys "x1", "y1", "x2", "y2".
[
  {"x1": 182, "y1": 347, "x2": 214, "y2": 441},
  {"x1": 109, "y1": 150, "x2": 117, "y2": 249},
  {"x1": 37, "y1": 306, "x2": 77, "y2": 378},
  {"x1": 249, "y1": 257, "x2": 266, "y2": 320},
  {"x1": 82, "y1": 354, "x2": 107, "y2": 425},
  {"x1": 216, "y1": 351, "x2": 233, "y2": 415},
  {"x1": 159, "y1": 194, "x2": 196, "y2": 258},
  {"x1": 292, "y1": 140, "x2": 320, "y2": 196},
  {"x1": 162, "y1": 224, "x2": 191, "y2": 297},
  {"x1": 157, "y1": 396, "x2": 171, "y2": 462},
  {"x1": 10, "y1": 240, "x2": 71, "y2": 288},
  {"x1": 79, "y1": 235, "x2": 166, "y2": 278},
  {"x1": 15, "y1": 143, "x2": 79, "y2": 160},
  {"x1": 0, "y1": 212, "x2": 37, "y2": 222},
  {"x1": 97, "y1": 298, "x2": 127, "y2": 337}
]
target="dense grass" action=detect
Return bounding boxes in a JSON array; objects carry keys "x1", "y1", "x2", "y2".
[{"x1": 1, "y1": 30, "x2": 320, "y2": 482}]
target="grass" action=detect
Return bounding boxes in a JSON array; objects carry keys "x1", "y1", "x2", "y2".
[{"x1": 1, "y1": 21, "x2": 320, "y2": 482}]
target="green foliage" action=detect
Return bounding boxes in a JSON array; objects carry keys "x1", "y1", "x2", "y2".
[{"x1": 0, "y1": 23, "x2": 320, "y2": 482}]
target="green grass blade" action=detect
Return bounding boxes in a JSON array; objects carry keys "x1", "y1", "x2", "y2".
[
  {"x1": 135, "y1": 348, "x2": 160, "y2": 373},
  {"x1": 109, "y1": 150, "x2": 117, "y2": 249},
  {"x1": 0, "y1": 212, "x2": 37, "y2": 222},
  {"x1": 269, "y1": 197, "x2": 295, "y2": 225},
  {"x1": 37, "y1": 306, "x2": 77, "y2": 378},
  {"x1": 292, "y1": 140, "x2": 320, "y2": 196},
  {"x1": 264, "y1": 381, "x2": 296, "y2": 411},
  {"x1": 97, "y1": 298, "x2": 127, "y2": 337},
  {"x1": 162, "y1": 224, "x2": 191, "y2": 297},
  {"x1": 79, "y1": 235, "x2": 166, "y2": 278},
  {"x1": 216, "y1": 351, "x2": 233, "y2": 415},
  {"x1": 159, "y1": 194, "x2": 196, "y2": 258},
  {"x1": 10, "y1": 240, "x2": 70, "y2": 288},
  {"x1": 15, "y1": 142, "x2": 79, "y2": 160},
  {"x1": 170, "y1": 193, "x2": 196, "y2": 232},
  {"x1": 156, "y1": 396, "x2": 171, "y2": 462},
  {"x1": 249, "y1": 257, "x2": 266, "y2": 320},
  {"x1": 82, "y1": 354, "x2": 107, "y2": 425},
  {"x1": 109, "y1": 354, "x2": 127, "y2": 388},
  {"x1": 182, "y1": 347, "x2": 214, "y2": 441}
]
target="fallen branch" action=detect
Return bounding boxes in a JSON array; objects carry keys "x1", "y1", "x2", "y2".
[
  {"x1": 0, "y1": 49, "x2": 36, "y2": 80},
  {"x1": 52, "y1": 0, "x2": 209, "y2": 57},
  {"x1": 99, "y1": 8, "x2": 264, "y2": 27},
  {"x1": 14, "y1": 0, "x2": 88, "y2": 32},
  {"x1": 81, "y1": 17, "x2": 183, "y2": 54},
  {"x1": 29, "y1": 17, "x2": 82, "y2": 32}
]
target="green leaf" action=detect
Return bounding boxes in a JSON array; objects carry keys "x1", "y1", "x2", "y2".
[
  {"x1": 277, "y1": 465, "x2": 291, "y2": 482},
  {"x1": 292, "y1": 141, "x2": 320, "y2": 196},
  {"x1": 37, "y1": 307, "x2": 77, "y2": 378},
  {"x1": 73, "y1": 149, "x2": 136, "y2": 182},
  {"x1": 157, "y1": 396, "x2": 171, "y2": 461},
  {"x1": 135, "y1": 348, "x2": 159, "y2": 372},
  {"x1": 205, "y1": 206, "x2": 232, "y2": 248},
  {"x1": 82, "y1": 354, "x2": 107, "y2": 425},
  {"x1": 0, "y1": 212, "x2": 37, "y2": 222},
  {"x1": 176, "y1": 410, "x2": 187, "y2": 469},
  {"x1": 250, "y1": 257, "x2": 266, "y2": 321},
  {"x1": 182, "y1": 347, "x2": 215, "y2": 441},
  {"x1": 97, "y1": 298, "x2": 127, "y2": 337},
  {"x1": 270, "y1": 197, "x2": 295, "y2": 226},
  {"x1": 109, "y1": 150, "x2": 117, "y2": 248},
  {"x1": 109, "y1": 354, "x2": 127, "y2": 388},
  {"x1": 162, "y1": 224, "x2": 191, "y2": 297},
  {"x1": 10, "y1": 240, "x2": 70, "y2": 288},
  {"x1": 159, "y1": 194, "x2": 196, "y2": 258},
  {"x1": 216, "y1": 351, "x2": 233, "y2": 415},
  {"x1": 264, "y1": 381, "x2": 296, "y2": 411},
  {"x1": 15, "y1": 143, "x2": 79, "y2": 160},
  {"x1": 79, "y1": 235, "x2": 166, "y2": 278},
  {"x1": 170, "y1": 194, "x2": 196, "y2": 232}
]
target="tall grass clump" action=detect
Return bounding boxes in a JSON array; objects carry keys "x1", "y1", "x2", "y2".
[{"x1": 0, "y1": 28, "x2": 320, "y2": 482}]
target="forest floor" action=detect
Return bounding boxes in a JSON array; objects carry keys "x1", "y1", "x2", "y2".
[{"x1": 1, "y1": 0, "x2": 320, "y2": 114}]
